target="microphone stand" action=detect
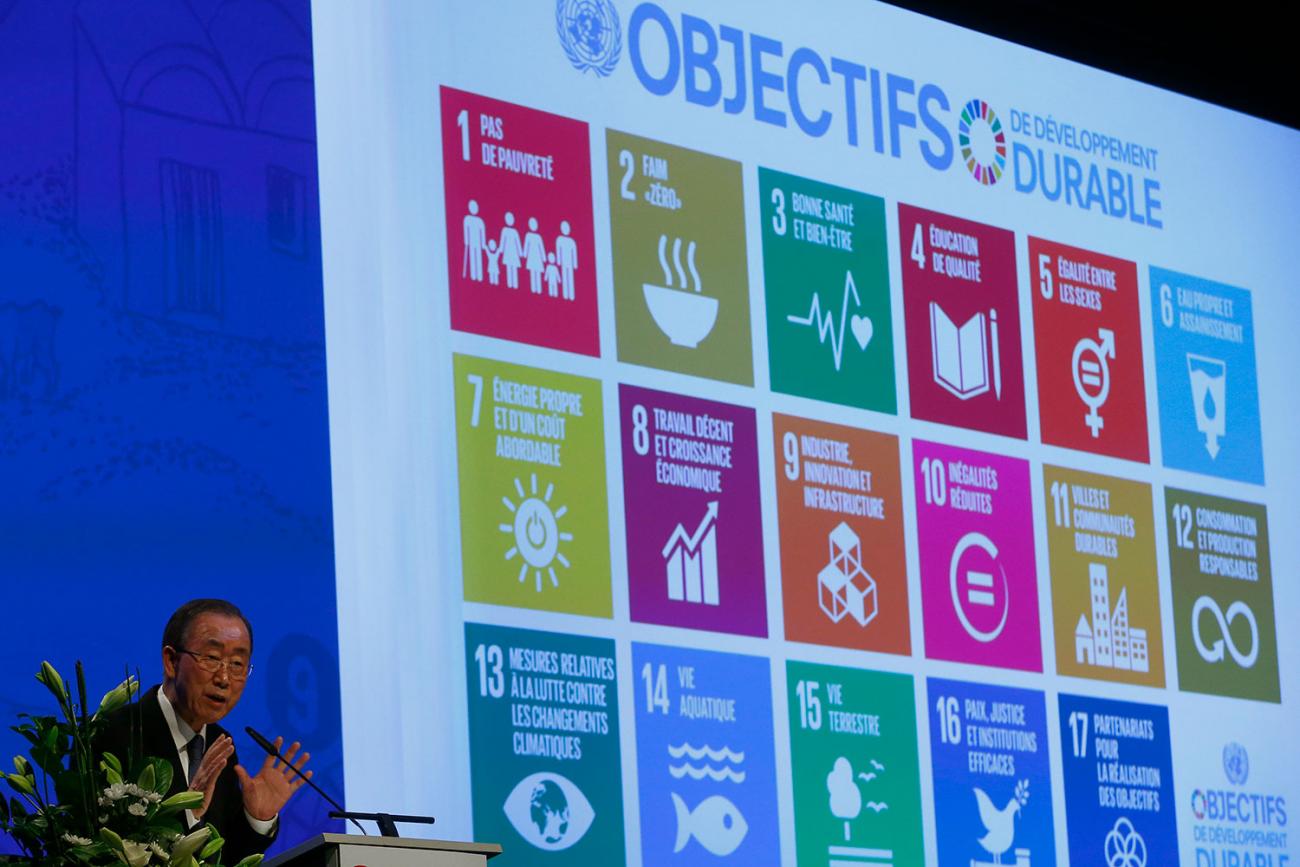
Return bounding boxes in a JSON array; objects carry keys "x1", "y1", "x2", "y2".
[
  {"x1": 328, "y1": 811, "x2": 436, "y2": 838},
  {"x1": 245, "y1": 727, "x2": 437, "y2": 837}
]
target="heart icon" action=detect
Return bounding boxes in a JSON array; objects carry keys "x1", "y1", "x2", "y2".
[{"x1": 850, "y1": 315, "x2": 873, "y2": 350}]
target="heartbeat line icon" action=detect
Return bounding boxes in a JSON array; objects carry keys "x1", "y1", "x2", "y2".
[{"x1": 787, "y1": 271, "x2": 870, "y2": 371}]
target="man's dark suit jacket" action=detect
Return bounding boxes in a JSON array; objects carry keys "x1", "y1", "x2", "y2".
[{"x1": 95, "y1": 685, "x2": 276, "y2": 865}]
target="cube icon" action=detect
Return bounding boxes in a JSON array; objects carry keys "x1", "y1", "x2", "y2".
[
  {"x1": 818, "y1": 523, "x2": 878, "y2": 627},
  {"x1": 830, "y1": 521, "x2": 862, "y2": 573}
]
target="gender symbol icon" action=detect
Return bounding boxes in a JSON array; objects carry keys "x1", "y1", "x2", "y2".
[
  {"x1": 1072, "y1": 328, "x2": 1115, "y2": 437},
  {"x1": 1029, "y1": 238, "x2": 1147, "y2": 461}
]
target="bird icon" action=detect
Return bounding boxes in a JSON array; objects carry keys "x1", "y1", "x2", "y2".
[{"x1": 973, "y1": 779, "x2": 1029, "y2": 864}]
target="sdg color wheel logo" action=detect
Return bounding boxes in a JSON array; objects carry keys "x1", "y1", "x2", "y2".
[
  {"x1": 958, "y1": 99, "x2": 1007, "y2": 185},
  {"x1": 556, "y1": 0, "x2": 622, "y2": 77}
]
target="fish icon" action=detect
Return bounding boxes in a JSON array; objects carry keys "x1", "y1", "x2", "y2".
[{"x1": 671, "y1": 792, "x2": 748, "y2": 856}]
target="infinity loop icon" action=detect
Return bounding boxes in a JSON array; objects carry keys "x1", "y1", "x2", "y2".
[{"x1": 1192, "y1": 596, "x2": 1259, "y2": 668}]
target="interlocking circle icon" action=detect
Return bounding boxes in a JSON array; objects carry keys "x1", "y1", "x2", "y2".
[
  {"x1": 1104, "y1": 817, "x2": 1147, "y2": 867},
  {"x1": 1192, "y1": 596, "x2": 1259, "y2": 668}
]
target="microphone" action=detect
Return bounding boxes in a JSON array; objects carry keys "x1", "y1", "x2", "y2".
[{"x1": 244, "y1": 726, "x2": 368, "y2": 836}]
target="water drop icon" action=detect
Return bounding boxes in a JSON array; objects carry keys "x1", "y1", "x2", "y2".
[{"x1": 1186, "y1": 354, "x2": 1227, "y2": 459}]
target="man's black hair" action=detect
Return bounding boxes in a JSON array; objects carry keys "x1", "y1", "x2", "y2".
[{"x1": 162, "y1": 599, "x2": 254, "y2": 654}]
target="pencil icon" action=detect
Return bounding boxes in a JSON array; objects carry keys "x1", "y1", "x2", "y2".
[{"x1": 990, "y1": 308, "x2": 1002, "y2": 399}]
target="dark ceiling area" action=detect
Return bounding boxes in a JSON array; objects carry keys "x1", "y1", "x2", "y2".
[{"x1": 882, "y1": 1, "x2": 1296, "y2": 131}]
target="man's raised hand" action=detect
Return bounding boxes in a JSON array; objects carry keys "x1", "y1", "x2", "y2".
[
  {"x1": 188, "y1": 734, "x2": 235, "y2": 819},
  {"x1": 235, "y1": 736, "x2": 312, "y2": 822}
]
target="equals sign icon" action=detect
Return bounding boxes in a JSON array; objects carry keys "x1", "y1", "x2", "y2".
[
  {"x1": 966, "y1": 570, "x2": 995, "y2": 606},
  {"x1": 1080, "y1": 358, "x2": 1103, "y2": 388}
]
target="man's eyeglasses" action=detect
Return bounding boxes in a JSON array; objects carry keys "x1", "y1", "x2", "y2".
[{"x1": 173, "y1": 648, "x2": 252, "y2": 680}]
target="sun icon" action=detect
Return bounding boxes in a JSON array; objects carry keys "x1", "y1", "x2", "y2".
[{"x1": 500, "y1": 473, "x2": 572, "y2": 591}]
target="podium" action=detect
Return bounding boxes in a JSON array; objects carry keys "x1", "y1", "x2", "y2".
[{"x1": 265, "y1": 834, "x2": 501, "y2": 867}]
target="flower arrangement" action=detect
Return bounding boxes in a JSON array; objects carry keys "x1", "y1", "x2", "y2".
[{"x1": 0, "y1": 662, "x2": 260, "y2": 867}]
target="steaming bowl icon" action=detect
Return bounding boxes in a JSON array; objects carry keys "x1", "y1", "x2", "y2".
[
  {"x1": 642, "y1": 283, "x2": 719, "y2": 348},
  {"x1": 642, "y1": 235, "x2": 718, "y2": 348}
]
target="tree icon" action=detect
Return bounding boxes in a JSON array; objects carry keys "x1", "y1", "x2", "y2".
[{"x1": 826, "y1": 757, "x2": 887, "y2": 841}]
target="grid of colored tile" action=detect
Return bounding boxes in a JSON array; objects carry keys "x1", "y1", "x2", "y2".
[{"x1": 442, "y1": 85, "x2": 1280, "y2": 867}]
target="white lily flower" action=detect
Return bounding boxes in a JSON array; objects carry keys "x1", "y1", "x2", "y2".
[
  {"x1": 121, "y1": 839, "x2": 151, "y2": 867},
  {"x1": 102, "y1": 782, "x2": 130, "y2": 802}
]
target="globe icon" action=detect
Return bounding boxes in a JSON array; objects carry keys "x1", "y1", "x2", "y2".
[
  {"x1": 528, "y1": 778, "x2": 571, "y2": 844},
  {"x1": 556, "y1": 0, "x2": 620, "y2": 76},
  {"x1": 1223, "y1": 742, "x2": 1249, "y2": 785},
  {"x1": 563, "y1": 1, "x2": 615, "y2": 65}
]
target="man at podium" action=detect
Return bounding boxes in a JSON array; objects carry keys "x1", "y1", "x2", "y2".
[{"x1": 96, "y1": 599, "x2": 315, "y2": 864}]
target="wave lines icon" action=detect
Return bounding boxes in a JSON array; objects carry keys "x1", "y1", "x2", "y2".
[
  {"x1": 667, "y1": 742, "x2": 746, "y2": 783},
  {"x1": 787, "y1": 270, "x2": 867, "y2": 371}
]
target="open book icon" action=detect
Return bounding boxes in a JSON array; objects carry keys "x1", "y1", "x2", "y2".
[{"x1": 929, "y1": 302, "x2": 1002, "y2": 400}]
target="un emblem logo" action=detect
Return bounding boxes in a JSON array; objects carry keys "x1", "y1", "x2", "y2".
[
  {"x1": 1222, "y1": 742, "x2": 1249, "y2": 786},
  {"x1": 556, "y1": 0, "x2": 621, "y2": 77}
]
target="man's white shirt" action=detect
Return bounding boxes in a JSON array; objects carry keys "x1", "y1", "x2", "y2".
[{"x1": 156, "y1": 689, "x2": 277, "y2": 834}]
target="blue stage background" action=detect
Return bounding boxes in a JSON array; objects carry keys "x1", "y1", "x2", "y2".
[{"x1": 0, "y1": 0, "x2": 343, "y2": 853}]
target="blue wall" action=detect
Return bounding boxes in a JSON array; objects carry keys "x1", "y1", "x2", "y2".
[{"x1": 0, "y1": 0, "x2": 342, "y2": 852}]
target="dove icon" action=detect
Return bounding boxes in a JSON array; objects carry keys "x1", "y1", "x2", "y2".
[{"x1": 972, "y1": 779, "x2": 1031, "y2": 867}]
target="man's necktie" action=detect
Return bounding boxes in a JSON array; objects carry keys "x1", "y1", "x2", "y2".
[{"x1": 186, "y1": 735, "x2": 205, "y2": 784}]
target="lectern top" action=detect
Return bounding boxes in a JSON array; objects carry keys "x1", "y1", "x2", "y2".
[{"x1": 264, "y1": 833, "x2": 502, "y2": 867}]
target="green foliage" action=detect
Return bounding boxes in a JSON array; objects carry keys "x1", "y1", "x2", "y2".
[
  {"x1": 158, "y1": 793, "x2": 202, "y2": 815},
  {"x1": 0, "y1": 663, "x2": 234, "y2": 867}
]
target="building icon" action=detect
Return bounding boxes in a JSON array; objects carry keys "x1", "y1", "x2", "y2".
[
  {"x1": 1113, "y1": 589, "x2": 1132, "y2": 670},
  {"x1": 1075, "y1": 563, "x2": 1149, "y2": 672},
  {"x1": 1089, "y1": 563, "x2": 1113, "y2": 667}
]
